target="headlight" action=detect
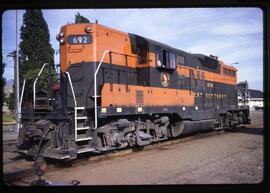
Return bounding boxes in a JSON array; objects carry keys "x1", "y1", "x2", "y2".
[
  {"x1": 59, "y1": 37, "x2": 65, "y2": 44},
  {"x1": 59, "y1": 31, "x2": 64, "y2": 37}
]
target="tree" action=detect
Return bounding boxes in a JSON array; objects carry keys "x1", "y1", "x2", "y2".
[
  {"x1": 75, "y1": 12, "x2": 90, "y2": 23},
  {"x1": 2, "y1": 60, "x2": 6, "y2": 99},
  {"x1": 8, "y1": 83, "x2": 15, "y2": 114},
  {"x1": 19, "y1": 9, "x2": 55, "y2": 90}
]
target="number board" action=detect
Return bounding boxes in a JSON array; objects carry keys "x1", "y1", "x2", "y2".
[
  {"x1": 207, "y1": 82, "x2": 214, "y2": 88},
  {"x1": 67, "y1": 35, "x2": 92, "y2": 44}
]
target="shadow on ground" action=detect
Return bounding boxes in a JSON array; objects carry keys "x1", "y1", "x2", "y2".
[{"x1": 226, "y1": 126, "x2": 263, "y2": 136}]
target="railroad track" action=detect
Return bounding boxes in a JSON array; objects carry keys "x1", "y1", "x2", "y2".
[
  {"x1": 3, "y1": 124, "x2": 262, "y2": 185},
  {"x1": 3, "y1": 139, "x2": 18, "y2": 151}
]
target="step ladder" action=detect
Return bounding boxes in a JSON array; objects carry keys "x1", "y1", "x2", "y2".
[
  {"x1": 65, "y1": 71, "x2": 95, "y2": 154},
  {"x1": 74, "y1": 107, "x2": 92, "y2": 142}
]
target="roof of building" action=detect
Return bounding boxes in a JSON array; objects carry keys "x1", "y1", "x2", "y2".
[{"x1": 248, "y1": 89, "x2": 263, "y2": 98}]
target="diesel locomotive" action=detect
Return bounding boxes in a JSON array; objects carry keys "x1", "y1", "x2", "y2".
[{"x1": 17, "y1": 21, "x2": 251, "y2": 160}]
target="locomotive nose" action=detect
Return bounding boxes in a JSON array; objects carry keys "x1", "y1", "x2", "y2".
[{"x1": 58, "y1": 24, "x2": 95, "y2": 72}]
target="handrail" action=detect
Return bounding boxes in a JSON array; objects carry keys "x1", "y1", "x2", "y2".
[
  {"x1": 33, "y1": 63, "x2": 49, "y2": 108},
  {"x1": 19, "y1": 79, "x2": 27, "y2": 110},
  {"x1": 109, "y1": 51, "x2": 138, "y2": 59},
  {"x1": 94, "y1": 50, "x2": 110, "y2": 129},
  {"x1": 65, "y1": 71, "x2": 77, "y2": 107}
]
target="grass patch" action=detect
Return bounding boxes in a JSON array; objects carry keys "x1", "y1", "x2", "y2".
[{"x1": 3, "y1": 114, "x2": 16, "y2": 123}]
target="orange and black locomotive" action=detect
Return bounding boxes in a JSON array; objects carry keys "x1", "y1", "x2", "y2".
[{"x1": 17, "y1": 22, "x2": 250, "y2": 160}]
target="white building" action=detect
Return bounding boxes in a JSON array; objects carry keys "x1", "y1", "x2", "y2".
[
  {"x1": 248, "y1": 89, "x2": 263, "y2": 111},
  {"x1": 237, "y1": 81, "x2": 263, "y2": 111}
]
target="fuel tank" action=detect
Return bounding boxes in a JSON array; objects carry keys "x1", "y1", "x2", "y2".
[{"x1": 169, "y1": 119, "x2": 216, "y2": 138}]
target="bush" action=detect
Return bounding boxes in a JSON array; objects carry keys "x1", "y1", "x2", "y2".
[{"x1": 3, "y1": 114, "x2": 16, "y2": 123}]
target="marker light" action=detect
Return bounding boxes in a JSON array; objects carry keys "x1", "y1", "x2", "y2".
[{"x1": 59, "y1": 31, "x2": 64, "y2": 37}]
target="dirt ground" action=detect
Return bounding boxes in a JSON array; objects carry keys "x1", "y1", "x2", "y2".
[{"x1": 7, "y1": 110, "x2": 264, "y2": 185}]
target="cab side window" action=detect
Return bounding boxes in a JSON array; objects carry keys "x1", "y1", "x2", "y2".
[
  {"x1": 177, "y1": 54, "x2": 185, "y2": 65},
  {"x1": 156, "y1": 47, "x2": 163, "y2": 67},
  {"x1": 169, "y1": 52, "x2": 176, "y2": 69},
  {"x1": 156, "y1": 46, "x2": 176, "y2": 70},
  {"x1": 163, "y1": 50, "x2": 169, "y2": 67}
]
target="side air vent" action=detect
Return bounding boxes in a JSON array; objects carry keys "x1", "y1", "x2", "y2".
[{"x1": 136, "y1": 90, "x2": 144, "y2": 105}]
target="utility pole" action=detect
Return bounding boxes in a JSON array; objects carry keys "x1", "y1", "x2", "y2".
[
  {"x1": 7, "y1": 51, "x2": 18, "y2": 119},
  {"x1": 7, "y1": 11, "x2": 20, "y2": 133},
  {"x1": 15, "y1": 10, "x2": 20, "y2": 133}
]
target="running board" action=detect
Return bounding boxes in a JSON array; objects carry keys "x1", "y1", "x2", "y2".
[
  {"x1": 77, "y1": 147, "x2": 95, "y2": 154},
  {"x1": 76, "y1": 137, "x2": 92, "y2": 142}
]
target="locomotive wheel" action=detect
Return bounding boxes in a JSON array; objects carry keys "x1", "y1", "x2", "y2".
[{"x1": 125, "y1": 132, "x2": 136, "y2": 147}]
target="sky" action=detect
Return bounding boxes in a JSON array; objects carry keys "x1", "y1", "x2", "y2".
[{"x1": 2, "y1": 8, "x2": 263, "y2": 91}]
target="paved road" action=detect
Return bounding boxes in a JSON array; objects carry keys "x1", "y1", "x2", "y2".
[
  {"x1": 11, "y1": 110, "x2": 263, "y2": 185},
  {"x1": 3, "y1": 124, "x2": 16, "y2": 132},
  {"x1": 3, "y1": 124, "x2": 18, "y2": 142}
]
